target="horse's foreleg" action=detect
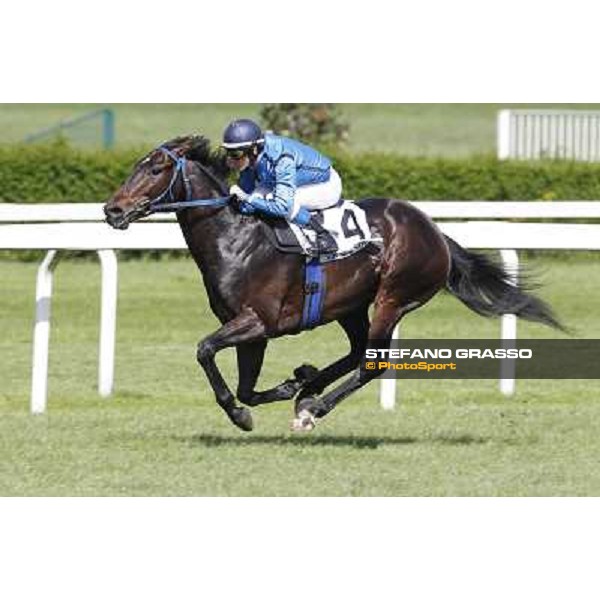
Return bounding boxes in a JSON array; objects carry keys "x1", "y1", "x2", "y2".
[{"x1": 196, "y1": 309, "x2": 266, "y2": 432}]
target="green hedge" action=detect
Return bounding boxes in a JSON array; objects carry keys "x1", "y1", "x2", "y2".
[
  {"x1": 2, "y1": 142, "x2": 600, "y2": 202},
  {"x1": 0, "y1": 142, "x2": 140, "y2": 203},
  {"x1": 332, "y1": 152, "x2": 600, "y2": 200}
]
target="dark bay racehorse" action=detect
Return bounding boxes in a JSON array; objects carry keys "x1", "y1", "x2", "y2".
[{"x1": 104, "y1": 136, "x2": 562, "y2": 432}]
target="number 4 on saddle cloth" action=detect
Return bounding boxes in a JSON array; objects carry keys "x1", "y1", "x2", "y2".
[{"x1": 258, "y1": 200, "x2": 383, "y2": 329}]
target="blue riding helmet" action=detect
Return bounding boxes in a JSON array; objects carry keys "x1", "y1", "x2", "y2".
[{"x1": 222, "y1": 119, "x2": 264, "y2": 150}]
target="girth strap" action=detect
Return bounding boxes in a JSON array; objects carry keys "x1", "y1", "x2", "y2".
[{"x1": 301, "y1": 258, "x2": 326, "y2": 329}]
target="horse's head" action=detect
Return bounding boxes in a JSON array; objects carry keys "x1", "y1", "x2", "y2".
[{"x1": 104, "y1": 135, "x2": 229, "y2": 230}]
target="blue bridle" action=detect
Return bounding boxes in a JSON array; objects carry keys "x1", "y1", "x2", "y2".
[{"x1": 147, "y1": 146, "x2": 231, "y2": 213}]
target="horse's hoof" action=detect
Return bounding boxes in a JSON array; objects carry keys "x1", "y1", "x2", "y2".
[
  {"x1": 290, "y1": 409, "x2": 316, "y2": 433},
  {"x1": 230, "y1": 407, "x2": 254, "y2": 432}
]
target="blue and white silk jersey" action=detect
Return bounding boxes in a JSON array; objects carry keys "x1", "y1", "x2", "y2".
[{"x1": 237, "y1": 133, "x2": 332, "y2": 213}]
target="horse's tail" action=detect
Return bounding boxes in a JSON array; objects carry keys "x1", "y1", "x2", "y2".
[{"x1": 444, "y1": 235, "x2": 564, "y2": 330}]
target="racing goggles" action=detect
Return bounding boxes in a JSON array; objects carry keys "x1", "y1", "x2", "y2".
[{"x1": 225, "y1": 148, "x2": 249, "y2": 160}]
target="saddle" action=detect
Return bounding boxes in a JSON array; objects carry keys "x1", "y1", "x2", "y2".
[{"x1": 260, "y1": 200, "x2": 380, "y2": 263}]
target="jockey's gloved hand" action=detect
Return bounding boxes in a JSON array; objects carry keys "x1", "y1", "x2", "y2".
[{"x1": 229, "y1": 185, "x2": 249, "y2": 202}]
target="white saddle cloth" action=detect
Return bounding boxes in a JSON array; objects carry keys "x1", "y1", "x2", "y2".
[{"x1": 289, "y1": 200, "x2": 381, "y2": 262}]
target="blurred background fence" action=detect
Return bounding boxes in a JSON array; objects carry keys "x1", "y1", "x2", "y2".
[{"x1": 22, "y1": 108, "x2": 115, "y2": 149}]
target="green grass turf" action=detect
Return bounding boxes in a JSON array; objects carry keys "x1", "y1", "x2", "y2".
[
  {"x1": 3, "y1": 103, "x2": 600, "y2": 155},
  {"x1": 1, "y1": 255, "x2": 599, "y2": 496}
]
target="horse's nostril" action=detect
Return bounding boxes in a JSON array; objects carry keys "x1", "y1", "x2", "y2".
[{"x1": 105, "y1": 205, "x2": 124, "y2": 218}]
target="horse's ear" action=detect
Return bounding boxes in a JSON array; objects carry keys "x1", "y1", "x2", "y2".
[
  {"x1": 176, "y1": 136, "x2": 198, "y2": 155},
  {"x1": 161, "y1": 135, "x2": 204, "y2": 157}
]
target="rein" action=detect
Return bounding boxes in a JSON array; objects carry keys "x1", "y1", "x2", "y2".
[{"x1": 148, "y1": 146, "x2": 232, "y2": 213}]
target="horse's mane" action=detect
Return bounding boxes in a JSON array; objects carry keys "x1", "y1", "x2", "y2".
[{"x1": 162, "y1": 135, "x2": 231, "y2": 181}]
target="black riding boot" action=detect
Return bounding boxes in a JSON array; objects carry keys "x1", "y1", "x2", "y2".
[{"x1": 309, "y1": 216, "x2": 337, "y2": 255}]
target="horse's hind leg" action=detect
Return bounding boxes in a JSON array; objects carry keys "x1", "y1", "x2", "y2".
[
  {"x1": 236, "y1": 305, "x2": 370, "y2": 409},
  {"x1": 236, "y1": 341, "x2": 317, "y2": 407},
  {"x1": 291, "y1": 298, "x2": 411, "y2": 432},
  {"x1": 295, "y1": 305, "x2": 370, "y2": 405}
]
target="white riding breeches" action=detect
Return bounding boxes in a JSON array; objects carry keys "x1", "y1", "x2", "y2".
[
  {"x1": 290, "y1": 168, "x2": 343, "y2": 219},
  {"x1": 252, "y1": 168, "x2": 343, "y2": 220}
]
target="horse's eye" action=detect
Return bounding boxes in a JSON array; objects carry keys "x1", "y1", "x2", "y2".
[{"x1": 151, "y1": 166, "x2": 163, "y2": 176}]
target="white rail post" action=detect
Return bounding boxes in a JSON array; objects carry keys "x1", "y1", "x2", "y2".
[
  {"x1": 499, "y1": 249, "x2": 519, "y2": 396},
  {"x1": 379, "y1": 324, "x2": 400, "y2": 410},
  {"x1": 31, "y1": 250, "x2": 59, "y2": 414},
  {"x1": 97, "y1": 250, "x2": 118, "y2": 397}
]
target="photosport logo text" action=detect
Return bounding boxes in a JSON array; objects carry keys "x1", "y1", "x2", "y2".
[{"x1": 360, "y1": 340, "x2": 600, "y2": 379}]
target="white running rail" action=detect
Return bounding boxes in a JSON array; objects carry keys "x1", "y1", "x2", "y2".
[{"x1": 2, "y1": 202, "x2": 600, "y2": 413}]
